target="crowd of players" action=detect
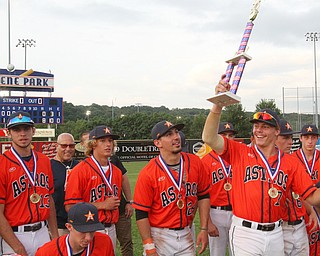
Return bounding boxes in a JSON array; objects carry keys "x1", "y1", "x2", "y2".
[{"x1": 0, "y1": 75, "x2": 320, "y2": 256}]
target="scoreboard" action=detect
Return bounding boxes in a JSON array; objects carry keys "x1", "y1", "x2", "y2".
[{"x1": 0, "y1": 96, "x2": 63, "y2": 124}]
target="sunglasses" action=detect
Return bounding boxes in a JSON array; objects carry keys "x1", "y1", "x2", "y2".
[
  {"x1": 58, "y1": 143, "x2": 76, "y2": 149},
  {"x1": 252, "y1": 112, "x2": 276, "y2": 122}
]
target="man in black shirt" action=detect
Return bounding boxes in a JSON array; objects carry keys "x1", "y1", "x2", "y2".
[{"x1": 51, "y1": 133, "x2": 79, "y2": 236}]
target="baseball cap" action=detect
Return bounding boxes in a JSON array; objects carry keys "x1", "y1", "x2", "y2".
[
  {"x1": 218, "y1": 122, "x2": 237, "y2": 134},
  {"x1": 67, "y1": 202, "x2": 104, "y2": 232},
  {"x1": 151, "y1": 120, "x2": 184, "y2": 140},
  {"x1": 250, "y1": 109, "x2": 280, "y2": 128},
  {"x1": 7, "y1": 111, "x2": 34, "y2": 129},
  {"x1": 300, "y1": 124, "x2": 319, "y2": 136},
  {"x1": 89, "y1": 125, "x2": 120, "y2": 140},
  {"x1": 278, "y1": 119, "x2": 298, "y2": 136}
]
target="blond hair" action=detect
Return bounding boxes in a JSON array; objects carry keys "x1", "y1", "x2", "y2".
[{"x1": 85, "y1": 138, "x2": 117, "y2": 157}]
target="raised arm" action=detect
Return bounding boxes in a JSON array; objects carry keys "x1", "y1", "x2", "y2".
[{"x1": 202, "y1": 75, "x2": 230, "y2": 154}]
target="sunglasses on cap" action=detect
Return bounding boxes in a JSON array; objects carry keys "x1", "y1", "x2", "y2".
[
  {"x1": 8, "y1": 115, "x2": 34, "y2": 126},
  {"x1": 252, "y1": 112, "x2": 276, "y2": 122},
  {"x1": 58, "y1": 143, "x2": 76, "y2": 149}
]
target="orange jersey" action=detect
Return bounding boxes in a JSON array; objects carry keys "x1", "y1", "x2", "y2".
[
  {"x1": 133, "y1": 152, "x2": 210, "y2": 228},
  {"x1": 292, "y1": 149, "x2": 320, "y2": 256},
  {"x1": 220, "y1": 138, "x2": 316, "y2": 223},
  {"x1": 282, "y1": 150, "x2": 314, "y2": 222},
  {"x1": 201, "y1": 150, "x2": 232, "y2": 206},
  {"x1": 35, "y1": 232, "x2": 114, "y2": 256},
  {"x1": 0, "y1": 150, "x2": 54, "y2": 226},
  {"x1": 64, "y1": 157, "x2": 122, "y2": 224}
]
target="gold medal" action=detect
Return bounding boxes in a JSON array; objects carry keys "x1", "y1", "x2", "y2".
[
  {"x1": 292, "y1": 192, "x2": 299, "y2": 200},
  {"x1": 177, "y1": 199, "x2": 184, "y2": 209},
  {"x1": 268, "y1": 187, "x2": 279, "y2": 199},
  {"x1": 224, "y1": 182, "x2": 232, "y2": 191},
  {"x1": 30, "y1": 193, "x2": 41, "y2": 204}
]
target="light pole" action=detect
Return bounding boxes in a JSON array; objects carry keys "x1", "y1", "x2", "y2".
[
  {"x1": 305, "y1": 32, "x2": 319, "y2": 126},
  {"x1": 16, "y1": 39, "x2": 36, "y2": 70},
  {"x1": 136, "y1": 103, "x2": 142, "y2": 113},
  {"x1": 7, "y1": 0, "x2": 15, "y2": 72}
]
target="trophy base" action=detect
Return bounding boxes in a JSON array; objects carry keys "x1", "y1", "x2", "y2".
[
  {"x1": 226, "y1": 52, "x2": 252, "y2": 64},
  {"x1": 207, "y1": 92, "x2": 241, "y2": 107}
]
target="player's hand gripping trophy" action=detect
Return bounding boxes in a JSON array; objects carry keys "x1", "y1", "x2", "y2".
[{"x1": 207, "y1": 0, "x2": 262, "y2": 107}]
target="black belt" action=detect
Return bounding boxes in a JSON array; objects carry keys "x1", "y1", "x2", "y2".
[
  {"x1": 211, "y1": 205, "x2": 232, "y2": 211},
  {"x1": 169, "y1": 227, "x2": 185, "y2": 231},
  {"x1": 288, "y1": 219, "x2": 303, "y2": 226},
  {"x1": 12, "y1": 221, "x2": 47, "y2": 232},
  {"x1": 242, "y1": 220, "x2": 281, "y2": 232},
  {"x1": 102, "y1": 222, "x2": 112, "y2": 228}
]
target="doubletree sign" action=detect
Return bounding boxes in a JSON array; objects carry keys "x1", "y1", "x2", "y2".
[
  {"x1": 0, "y1": 69, "x2": 54, "y2": 92},
  {"x1": 0, "y1": 97, "x2": 63, "y2": 124}
]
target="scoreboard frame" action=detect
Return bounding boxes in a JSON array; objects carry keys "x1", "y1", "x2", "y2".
[{"x1": 0, "y1": 96, "x2": 63, "y2": 124}]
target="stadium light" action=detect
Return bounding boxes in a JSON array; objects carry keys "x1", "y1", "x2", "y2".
[
  {"x1": 305, "y1": 32, "x2": 319, "y2": 126},
  {"x1": 16, "y1": 39, "x2": 36, "y2": 70},
  {"x1": 86, "y1": 110, "x2": 91, "y2": 121}
]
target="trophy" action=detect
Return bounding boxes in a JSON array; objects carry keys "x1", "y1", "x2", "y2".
[{"x1": 207, "y1": 0, "x2": 262, "y2": 107}]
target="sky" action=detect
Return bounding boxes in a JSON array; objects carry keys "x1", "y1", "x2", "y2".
[{"x1": 0, "y1": 0, "x2": 319, "y2": 115}]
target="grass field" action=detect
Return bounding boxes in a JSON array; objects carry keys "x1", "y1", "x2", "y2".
[{"x1": 116, "y1": 161, "x2": 211, "y2": 256}]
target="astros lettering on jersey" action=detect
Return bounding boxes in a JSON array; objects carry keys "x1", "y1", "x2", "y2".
[
  {"x1": 0, "y1": 150, "x2": 54, "y2": 226},
  {"x1": 133, "y1": 152, "x2": 210, "y2": 228},
  {"x1": 64, "y1": 157, "x2": 122, "y2": 224}
]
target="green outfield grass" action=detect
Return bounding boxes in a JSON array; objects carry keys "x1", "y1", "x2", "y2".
[{"x1": 115, "y1": 161, "x2": 211, "y2": 256}]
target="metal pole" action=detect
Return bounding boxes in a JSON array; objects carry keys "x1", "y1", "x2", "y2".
[
  {"x1": 282, "y1": 87, "x2": 285, "y2": 117},
  {"x1": 16, "y1": 39, "x2": 36, "y2": 70},
  {"x1": 314, "y1": 36, "x2": 318, "y2": 126},
  {"x1": 305, "y1": 32, "x2": 319, "y2": 126},
  {"x1": 8, "y1": 0, "x2": 11, "y2": 65},
  {"x1": 24, "y1": 45, "x2": 27, "y2": 70}
]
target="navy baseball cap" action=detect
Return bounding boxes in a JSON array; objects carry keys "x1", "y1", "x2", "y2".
[
  {"x1": 250, "y1": 109, "x2": 280, "y2": 128},
  {"x1": 68, "y1": 203, "x2": 104, "y2": 232},
  {"x1": 89, "y1": 125, "x2": 119, "y2": 140},
  {"x1": 279, "y1": 119, "x2": 298, "y2": 136},
  {"x1": 300, "y1": 124, "x2": 319, "y2": 136},
  {"x1": 218, "y1": 122, "x2": 237, "y2": 134},
  {"x1": 151, "y1": 120, "x2": 184, "y2": 140},
  {"x1": 7, "y1": 111, "x2": 34, "y2": 129}
]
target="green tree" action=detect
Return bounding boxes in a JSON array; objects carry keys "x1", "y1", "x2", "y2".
[
  {"x1": 255, "y1": 99, "x2": 281, "y2": 115},
  {"x1": 221, "y1": 103, "x2": 251, "y2": 138}
]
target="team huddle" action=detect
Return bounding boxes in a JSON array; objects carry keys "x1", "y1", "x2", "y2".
[{"x1": 0, "y1": 75, "x2": 320, "y2": 256}]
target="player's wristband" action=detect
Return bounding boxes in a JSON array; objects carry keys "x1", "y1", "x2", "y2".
[
  {"x1": 200, "y1": 227, "x2": 208, "y2": 231},
  {"x1": 143, "y1": 238, "x2": 154, "y2": 245},
  {"x1": 143, "y1": 238, "x2": 156, "y2": 255}
]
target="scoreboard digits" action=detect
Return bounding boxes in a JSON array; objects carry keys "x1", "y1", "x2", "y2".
[{"x1": 0, "y1": 97, "x2": 63, "y2": 124}]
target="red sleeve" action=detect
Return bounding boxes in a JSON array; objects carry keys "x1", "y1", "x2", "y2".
[
  {"x1": 132, "y1": 162, "x2": 154, "y2": 212},
  {"x1": 0, "y1": 155, "x2": 7, "y2": 204},
  {"x1": 64, "y1": 162, "x2": 86, "y2": 205},
  {"x1": 35, "y1": 237, "x2": 63, "y2": 256},
  {"x1": 93, "y1": 232, "x2": 115, "y2": 256}
]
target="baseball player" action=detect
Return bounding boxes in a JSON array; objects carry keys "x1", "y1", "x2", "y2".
[
  {"x1": 201, "y1": 122, "x2": 236, "y2": 256},
  {"x1": 35, "y1": 202, "x2": 114, "y2": 256},
  {"x1": 0, "y1": 111, "x2": 58, "y2": 256},
  {"x1": 133, "y1": 120, "x2": 210, "y2": 256},
  {"x1": 292, "y1": 124, "x2": 320, "y2": 255},
  {"x1": 51, "y1": 133, "x2": 79, "y2": 236},
  {"x1": 275, "y1": 119, "x2": 315, "y2": 256},
  {"x1": 64, "y1": 125, "x2": 122, "y2": 253},
  {"x1": 202, "y1": 75, "x2": 320, "y2": 255}
]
